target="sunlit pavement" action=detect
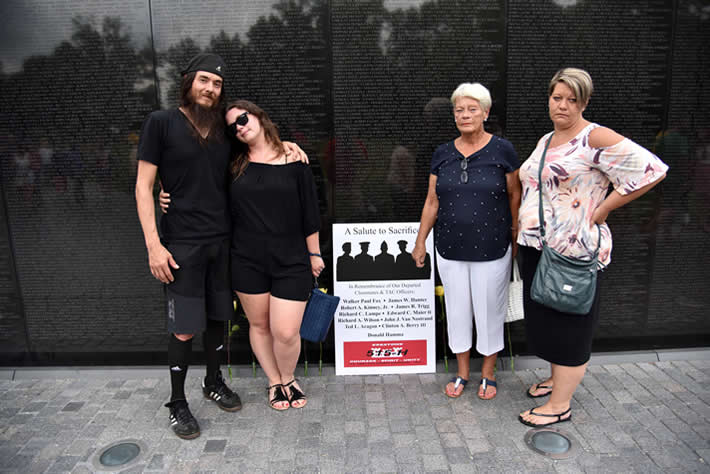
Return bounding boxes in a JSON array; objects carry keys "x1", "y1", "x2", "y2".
[{"x1": 1, "y1": 351, "x2": 709, "y2": 473}]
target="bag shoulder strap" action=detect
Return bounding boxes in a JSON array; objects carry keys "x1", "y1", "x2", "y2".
[
  {"x1": 537, "y1": 134, "x2": 601, "y2": 256},
  {"x1": 536, "y1": 135, "x2": 553, "y2": 243}
]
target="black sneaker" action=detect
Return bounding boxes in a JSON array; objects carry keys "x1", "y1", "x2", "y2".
[
  {"x1": 165, "y1": 400, "x2": 200, "y2": 440},
  {"x1": 202, "y1": 370, "x2": 242, "y2": 412}
]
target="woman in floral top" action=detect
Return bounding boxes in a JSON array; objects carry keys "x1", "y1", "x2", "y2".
[{"x1": 517, "y1": 68, "x2": 668, "y2": 427}]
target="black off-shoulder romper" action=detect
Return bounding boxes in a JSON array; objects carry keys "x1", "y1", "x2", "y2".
[{"x1": 229, "y1": 161, "x2": 321, "y2": 301}]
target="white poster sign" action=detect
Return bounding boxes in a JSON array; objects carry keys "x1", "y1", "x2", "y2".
[{"x1": 333, "y1": 222, "x2": 435, "y2": 375}]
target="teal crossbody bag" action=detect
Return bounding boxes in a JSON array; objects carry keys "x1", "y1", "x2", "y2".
[{"x1": 530, "y1": 134, "x2": 600, "y2": 315}]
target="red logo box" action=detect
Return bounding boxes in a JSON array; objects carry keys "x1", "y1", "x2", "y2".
[{"x1": 343, "y1": 340, "x2": 427, "y2": 367}]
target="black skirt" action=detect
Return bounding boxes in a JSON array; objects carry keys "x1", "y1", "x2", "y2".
[{"x1": 520, "y1": 245, "x2": 602, "y2": 367}]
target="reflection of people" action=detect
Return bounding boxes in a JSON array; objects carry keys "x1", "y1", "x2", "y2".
[
  {"x1": 374, "y1": 241, "x2": 395, "y2": 280},
  {"x1": 13, "y1": 144, "x2": 34, "y2": 201},
  {"x1": 694, "y1": 128, "x2": 710, "y2": 232},
  {"x1": 136, "y1": 53, "x2": 242, "y2": 439},
  {"x1": 225, "y1": 100, "x2": 322, "y2": 412},
  {"x1": 66, "y1": 146, "x2": 85, "y2": 203},
  {"x1": 326, "y1": 133, "x2": 372, "y2": 219},
  {"x1": 517, "y1": 68, "x2": 667, "y2": 428},
  {"x1": 647, "y1": 127, "x2": 687, "y2": 234},
  {"x1": 387, "y1": 144, "x2": 415, "y2": 216},
  {"x1": 38, "y1": 138, "x2": 55, "y2": 190},
  {"x1": 336, "y1": 242, "x2": 355, "y2": 280},
  {"x1": 413, "y1": 82, "x2": 521, "y2": 401}
]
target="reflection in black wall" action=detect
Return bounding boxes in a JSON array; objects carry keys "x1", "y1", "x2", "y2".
[
  {"x1": 0, "y1": 2, "x2": 162, "y2": 362},
  {"x1": 646, "y1": 0, "x2": 710, "y2": 340},
  {"x1": 0, "y1": 0, "x2": 708, "y2": 364},
  {"x1": 332, "y1": 0, "x2": 506, "y2": 223}
]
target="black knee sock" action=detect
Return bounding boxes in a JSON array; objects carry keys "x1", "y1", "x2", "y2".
[
  {"x1": 168, "y1": 334, "x2": 192, "y2": 402},
  {"x1": 204, "y1": 319, "x2": 224, "y2": 385}
]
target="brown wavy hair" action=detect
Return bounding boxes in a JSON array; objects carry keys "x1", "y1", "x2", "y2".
[{"x1": 227, "y1": 100, "x2": 285, "y2": 178}]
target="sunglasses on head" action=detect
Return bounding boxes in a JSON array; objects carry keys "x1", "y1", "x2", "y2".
[{"x1": 227, "y1": 112, "x2": 249, "y2": 136}]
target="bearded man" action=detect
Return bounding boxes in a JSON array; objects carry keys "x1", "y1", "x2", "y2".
[{"x1": 135, "y1": 53, "x2": 241, "y2": 440}]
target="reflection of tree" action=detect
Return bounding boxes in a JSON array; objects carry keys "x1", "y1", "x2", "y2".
[
  {"x1": 162, "y1": 0, "x2": 330, "y2": 140},
  {"x1": 163, "y1": 37, "x2": 210, "y2": 107},
  {"x1": 0, "y1": 16, "x2": 155, "y2": 191},
  {"x1": 329, "y1": 0, "x2": 510, "y2": 221},
  {"x1": 332, "y1": 0, "x2": 391, "y2": 137},
  {"x1": 241, "y1": 0, "x2": 330, "y2": 134},
  {"x1": 159, "y1": 0, "x2": 333, "y2": 222},
  {"x1": 384, "y1": 1, "x2": 505, "y2": 131}
]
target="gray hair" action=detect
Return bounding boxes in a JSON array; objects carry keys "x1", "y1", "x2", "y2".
[{"x1": 450, "y1": 83, "x2": 492, "y2": 111}]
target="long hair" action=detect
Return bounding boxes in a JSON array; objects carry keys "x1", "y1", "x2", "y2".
[
  {"x1": 179, "y1": 72, "x2": 226, "y2": 142},
  {"x1": 227, "y1": 100, "x2": 285, "y2": 178}
]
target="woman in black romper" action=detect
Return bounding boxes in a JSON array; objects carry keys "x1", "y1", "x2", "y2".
[{"x1": 225, "y1": 100, "x2": 324, "y2": 410}]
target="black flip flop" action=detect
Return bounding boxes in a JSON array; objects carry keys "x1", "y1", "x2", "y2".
[
  {"x1": 518, "y1": 407, "x2": 571, "y2": 427},
  {"x1": 526, "y1": 383, "x2": 552, "y2": 398}
]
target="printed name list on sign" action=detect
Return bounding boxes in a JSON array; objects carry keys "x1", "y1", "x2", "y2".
[{"x1": 333, "y1": 223, "x2": 435, "y2": 375}]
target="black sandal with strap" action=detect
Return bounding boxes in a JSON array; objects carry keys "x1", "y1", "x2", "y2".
[
  {"x1": 284, "y1": 379, "x2": 307, "y2": 408},
  {"x1": 268, "y1": 383, "x2": 289, "y2": 411},
  {"x1": 518, "y1": 407, "x2": 571, "y2": 427},
  {"x1": 527, "y1": 383, "x2": 553, "y2": 398}
]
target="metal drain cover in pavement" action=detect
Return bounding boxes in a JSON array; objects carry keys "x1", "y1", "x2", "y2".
[
  {"x1": 524, "y1": 427, "x2": 580, "y2": 460},
  {"x1": 92, "y1": 439, "x2": 147, "y2": 471}
]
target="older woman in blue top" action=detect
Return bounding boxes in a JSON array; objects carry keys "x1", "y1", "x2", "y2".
[{"x1": 413, "y1": 83, "x2": 521, "y2": 400}]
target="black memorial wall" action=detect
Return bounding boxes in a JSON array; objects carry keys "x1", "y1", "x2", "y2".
[{"x1": 1, "y1": 0, "x2": 708, "y2": 365}]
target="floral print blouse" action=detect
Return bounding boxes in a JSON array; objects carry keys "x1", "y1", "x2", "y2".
[{"x1": 517, "y1": 123, "x2": 669, "y2": 267}]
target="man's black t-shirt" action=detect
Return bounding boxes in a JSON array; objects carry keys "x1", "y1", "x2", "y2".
[{"x1": 138, "y1": 109, "x2": 231, "y2": 244}]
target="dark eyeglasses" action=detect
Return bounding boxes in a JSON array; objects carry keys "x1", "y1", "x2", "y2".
[
  {"x1": 227, "y1": 112, "x2": 249, "y2": 136},
  {"x1": 460, "y1": 157, "x2": 469, "y2": 184}
]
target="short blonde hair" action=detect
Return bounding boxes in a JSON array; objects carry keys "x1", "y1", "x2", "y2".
[
  {"x1": 548, "y1": 68, "x2": 593, "y2": 106},
  {"x1": 450, "y1": 83, "x2": 492, "y2": 111}
]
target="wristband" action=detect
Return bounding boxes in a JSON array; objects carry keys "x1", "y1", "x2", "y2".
[{"x1": 309, "y1": 252, "x2": 322, "y2": 257}]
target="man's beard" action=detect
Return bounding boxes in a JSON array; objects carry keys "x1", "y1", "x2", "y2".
[{"x1": 184, "y1": 93, "x2": 223, "y2": 139}]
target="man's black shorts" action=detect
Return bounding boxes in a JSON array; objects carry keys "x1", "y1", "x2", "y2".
[{"x1": 165, "y1": 239, "x2": 232, "y2": 334}]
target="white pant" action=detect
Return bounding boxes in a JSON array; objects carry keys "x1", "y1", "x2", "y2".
[{"x1": 436, "y1": 245, "x2": 511, "y2": 356}]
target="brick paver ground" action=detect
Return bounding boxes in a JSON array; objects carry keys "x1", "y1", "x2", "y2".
[{"x1": 1, "y1": 358, "x2": 709, "y2": 473}]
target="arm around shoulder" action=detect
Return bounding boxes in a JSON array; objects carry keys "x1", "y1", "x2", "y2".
[{"x1": 283, "y1": 141, "x2": 309, "y2": 163}]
